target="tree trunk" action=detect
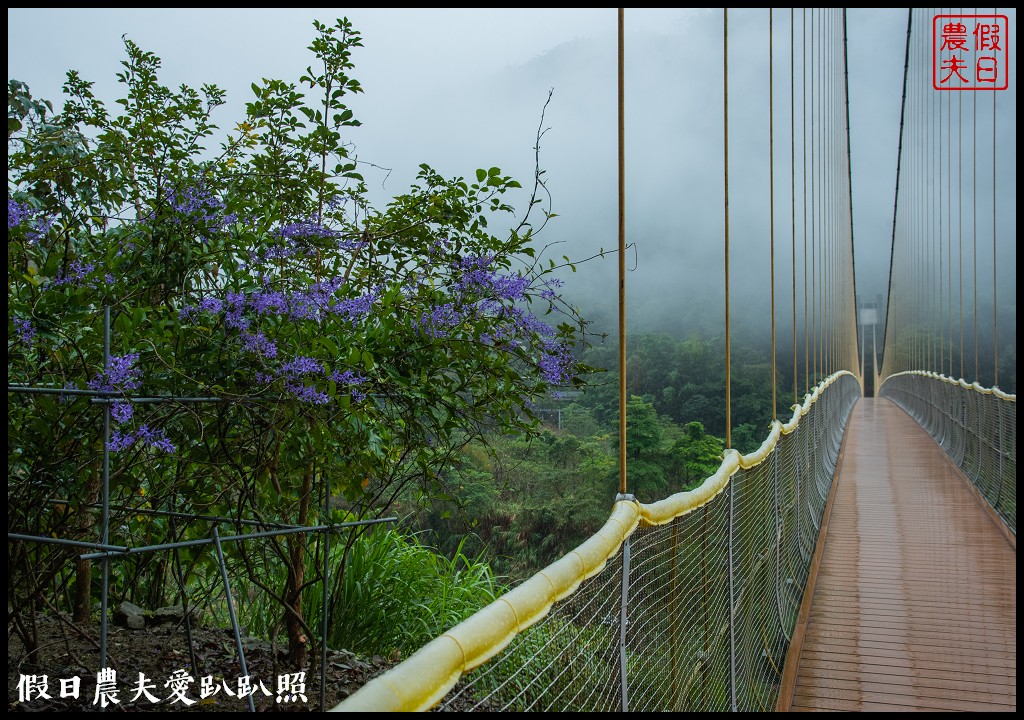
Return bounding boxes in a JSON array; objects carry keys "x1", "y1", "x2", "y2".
[
  {"x1": 285, "y1": 462, "x2": 314, "y2": 669},
  {"x1": 74, "y1": 469, "x2": 102, "y2": 623}
]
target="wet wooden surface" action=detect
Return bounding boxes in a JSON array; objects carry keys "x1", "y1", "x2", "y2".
[{"x1": 788, "y1": 398, "x2": 1016, "y2": 712}]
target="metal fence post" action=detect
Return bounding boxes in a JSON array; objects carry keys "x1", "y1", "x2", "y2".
[
  {"x1": 670, "y1": 522, "x2": 680, "y2": 710},
  {"x1": 615, "y1": 493, "x2": 634, "y2": 712},
  {"x1": 728, "y1": 478, "x2": 737, "y2": 712},
  {"x1": 773, "y1": 449, "x2": 790, "y2": 642},
  {"x1": 995, "y1": 397, "x2": 1004, "y2": 509},
  {"x1": 100, "y1": 306, "x2": 111, "y2": 682},
  {"x1": 320, "y1": 475, "x2": 331, "y2": 711},
  {"x1": 212, "y1": 527, "x2": 256, "y2": 713}
]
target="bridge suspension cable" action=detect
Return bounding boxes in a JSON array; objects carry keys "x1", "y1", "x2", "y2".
[
  {"x1": 336, "y1": 9, "x2": 870, "y2": 712},
  {"x1": 879, "y1": 8, "x2": 1012, "y2": 392}
]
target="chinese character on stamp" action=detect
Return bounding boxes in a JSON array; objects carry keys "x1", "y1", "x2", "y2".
[{"x1": 933, "y1": 14, "x2": 1009, "y2": 90}]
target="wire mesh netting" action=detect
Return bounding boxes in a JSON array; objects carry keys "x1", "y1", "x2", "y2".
[
  {"x1": 338, "y1": 372, "x2": 860, "y2": 711},
  {"x1": 880, "y1": 372, "x2": 1016, "y2": 532}
]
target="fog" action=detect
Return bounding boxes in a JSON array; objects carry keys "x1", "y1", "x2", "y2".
[{"x1": 8, "y1": 8, "x2": 1016, "y2": 372}]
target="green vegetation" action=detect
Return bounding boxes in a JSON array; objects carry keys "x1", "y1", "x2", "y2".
[
  {"x1": 7, "y1": 18, "x2": 591, "y2": 668},
  {"x1": 317, "y1": 529, "x2": 501, "y2": 656},
  {"x1": 409, "y1": 331, "x2": 787, "y2": 582},
  {"x1": 7, "y1": 15, "x2": 790, "y2": 674}
]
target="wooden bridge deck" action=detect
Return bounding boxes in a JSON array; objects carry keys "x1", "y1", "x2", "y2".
[{"x1": 781, "y1": 398, "x2": 1016, "y2": 712}]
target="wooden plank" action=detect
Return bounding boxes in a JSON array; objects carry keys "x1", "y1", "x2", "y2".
[
  {"x1": 797, "y1": 659, "x2": 1017, "y2": 689},
  {"x1": 806, "y1": 610, "x2": 1014, "y2": 630},
  {"x1": 794, "y1": 627, "x2": 1016, "y2": 652},
  {"x1": 796, "y1": 646, "x2": 1016, "y2": 672},
  {"x1": 785, "y1": 398, "x2": 1017, "y2": 712},
  {"x1": 794, "y1": 672, "x2": 1016, "y2": 704},
  {"x1": 792, "y1": 685, "x2": 1014, "y2": 712}
]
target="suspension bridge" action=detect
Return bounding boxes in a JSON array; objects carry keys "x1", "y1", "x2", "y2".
[{"x1": 335, "y1": 9, "x2": 1015, "y2": 712}]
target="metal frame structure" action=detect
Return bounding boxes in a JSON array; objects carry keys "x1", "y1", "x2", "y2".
[{"x1": 7, "y1": 306, "x2": 396, "y2": 711}]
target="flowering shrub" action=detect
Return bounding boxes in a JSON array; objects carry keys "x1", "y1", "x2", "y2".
[{"x1": 8, "y1": 18, "x2": 590, "y2": 667}]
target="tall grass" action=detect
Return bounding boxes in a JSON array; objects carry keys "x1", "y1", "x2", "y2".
[{"x1": 309, "y1": 527, "x2": 502, "y2": 657}]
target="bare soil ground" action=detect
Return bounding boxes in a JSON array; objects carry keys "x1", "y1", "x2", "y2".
[{"x1": 8, "y1": 613, "x2": 396, "y2": 712}]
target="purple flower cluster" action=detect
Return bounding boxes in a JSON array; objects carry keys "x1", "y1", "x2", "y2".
[
  {"x1": 276, "y1": 359, "x2": 368, "y2": 405},
  {"x1": 165, "y1": 185, "x2": 236, "y2": 232},
  {"x1": 417, "y1": 303, "x2": 463, "y2": 338},
  {"x1": 181, "y1": 279, "x2": 376, "y2": 331},
  {"x1": 49, "y1": 261, "x2": 113, "y2": 289},
  {"x1": 275, "y1": 220, "x2": 337, "y2": 241},
  {"x1": 8, "y1": 199, "x2": 33, "y2": 229},
  {"x1": 454, "y1": 254, "x2": 529, "y2": 302},
  {"x1": 7, "y1": 199, "x2": 56, "y2": 242},
  {"x1": 331, "y1": 372, "x2": 368, "y2": 405},
  {"x1": 103, "y1": 370, "x2": 173, "y2": 452},
  {"x1": 13, "y1": 317, "x2": 35, "y2": 347},
  {"x1": 537, "y1": 337, "x2": 574, "y2": 386},
  {"x1": 538, "y1": 277, "x2": 564, "y2": 301},
  {"x1": 109, "y1": 425, "x2": 175, "y2": 453},
  {"x1": 88, "y1": 353, "x2": 142, "y2": 393},
  {"x1": 427, "y1": 237, "x2": 452, "y2": 258},
  {"x1": 280, "y1": 356, "x2": 324, "y2": 377},
  {"x1": 111, "y1": 401, "x2": 134, "y2": 424},
  {"x1": 248, "y1": 222, "x2": 367, "y2": 267},
  {"x1": 413, "y1": 257, "x2": 576, "y2": 389},
  {"x1": 240, "y1": 331, "x2": 278, "y2": 359},
  {"x1": 178, "y1": 276, "x2": 375, "y2": 405},
  {"x1": 413, "y1": 255, "x2": 542, "y2": 339},
  {"x1": 277, "y1": 357, "x2": 326, "y2": 405},
  {"x1": 285, "y1": 382, "x2": 330, "y2": 405}
]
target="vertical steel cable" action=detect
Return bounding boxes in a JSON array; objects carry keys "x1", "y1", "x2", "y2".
[
  {"x1": 803, "y1": 8, "x2": 809, "y2": 394},
  {"x1": 921, "y1": 9, "x2": 927, "y2": 373},
  {"x1": 842, "y1": 8, "x2": 857, "y2": 380},
  {"x1": 939, "y1": 7, "x2": 946, "y2": 375},
  {"x1": 834, "y1": 8, "x2": 840, "y2": 377},
  {"x1": 990, "y1": 9, "x2": 998, "y2": 387},
  {"x1": 958, "y1": 39, "x2": 964, "y2": 380},
  {"x1": 791, "y1": 9, "x2": 798, "y2": 405},
  {"x1": 811, "y1": 8, "x2": 817, "y2": 385},
  {"x1": 818, "y1": 9, "x2": 824, "y2": 380},
  {"x1": 827, "y1": 7, "x2": 832, "y2": 377},
  {"x1": 831, "y1": 9, "x2": 837, "y2": 376},
  {"x1": 881, "y1": 10, "x2": 912, "y2": 381},
  {"x1": 770, "y1": 8, "x2": 777, "y2": 420},
  {"x1": 820, "y1": 7, "x2": 825, "y2": 379},
  {"x1": 723, "y1": 13, "x2": 736, "y2": 704},
  {"x1": 913, "y1": 22, "x2": 919, "y2": 375},
  {"x1": 819, "y1": 8, "x2": 827, "y2": 380},
  {"x1": 617, "y1": 8, "x2": 627, "y2": 494},
  {"x1": 921, "y1": 13, "x2": 928, "y2": 373},
  {"x1": 972, "y1": 13, "x2": 978, "y2": 380},
  {"x1": 724, "y1": 7, "x2": 732, "y2": 449},
  {"x1": 834, "y1": 8, "x2": 840, "y2": 376},
  {"x1": 821, "y1": 8, "x2": 828, "y2": 380},
  {"x1": 820, "y1": 8, "x2": 826, "y2": 382},
  {"x1": 947, "y1": 57, "x2": 953, "y2": 377},
  {"x1": 938, "y1": 27, "x2": 944, "y2": 377},
  {"x1": 929, "y1": 23, "x2": 935, "y2": 373}
]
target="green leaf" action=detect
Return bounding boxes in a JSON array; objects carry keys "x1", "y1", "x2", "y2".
[
  {"x1": 361, "y1": 351, "x2": 375, "y2": 372},
  {"x1": 318, "y1": 336, "x2": 339, "y2": 357}
]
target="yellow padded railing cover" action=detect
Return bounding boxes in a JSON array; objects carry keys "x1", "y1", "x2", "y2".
[
  {"x1": 332, "y1": 371, "x2": 857, "y2": 712},
  {"x1": 880, "y1": 369, "x2": 1016, "y2": 402}
]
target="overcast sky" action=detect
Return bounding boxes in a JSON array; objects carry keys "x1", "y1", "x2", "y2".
[{"x1": 7, "y1": 8, "x2": 1016, "y2": 349}]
